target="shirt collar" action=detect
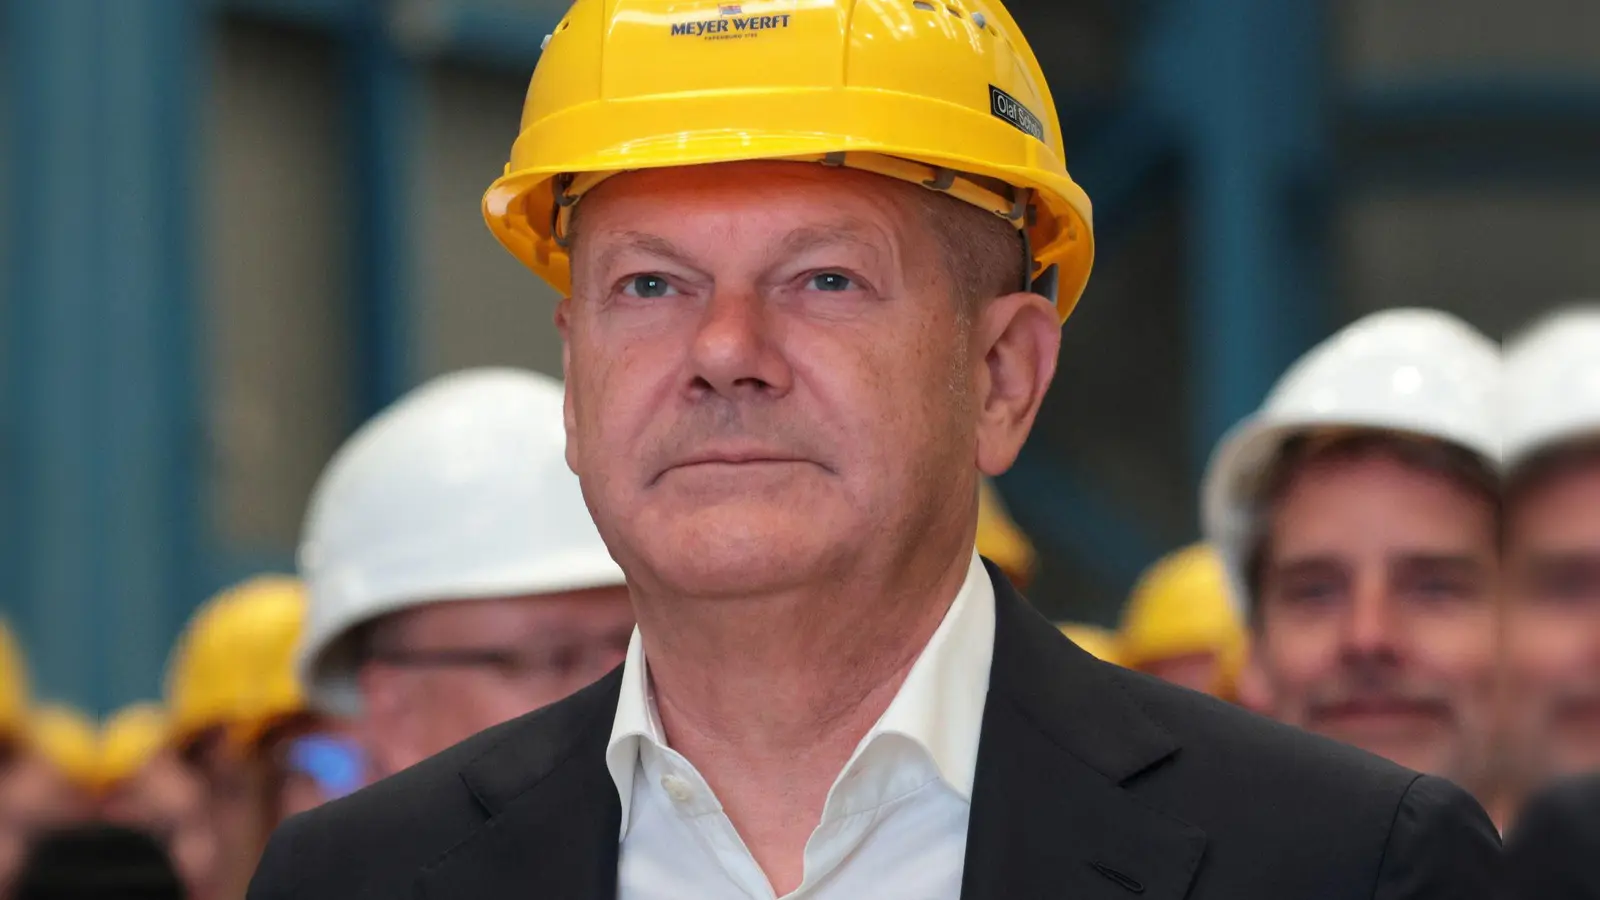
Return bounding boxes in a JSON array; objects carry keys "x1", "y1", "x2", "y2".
[{"x1": 605, "y1": 550, "x2": 996, "y2": 834}]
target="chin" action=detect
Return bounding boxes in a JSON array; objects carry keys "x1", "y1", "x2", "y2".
[{"x1": 629, "y1": 507, "x2": 842, "y2": 597}]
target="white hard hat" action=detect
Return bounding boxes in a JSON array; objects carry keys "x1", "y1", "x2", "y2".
[
  {"x1": 1503, "y1": 305, "x2": 1600, "y2": 471},
  {"x1": 1201, "y1": 308, "x2": 1501, "y2": 610},
  {"x1": 296, "y1": 367, "x2": 626, "y2": 715}
]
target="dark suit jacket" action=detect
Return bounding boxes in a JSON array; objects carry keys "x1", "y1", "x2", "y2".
[
  {"x1": 250, "y1": 562, "x2": 1499, "y2": 899},
  {"x1": 1502, "y1": 773, "x2": 1600, "y2": 899}
]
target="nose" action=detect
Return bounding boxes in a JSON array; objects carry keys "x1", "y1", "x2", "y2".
[
  {"x1": 1340, "y1": 576, "x2": 1402, "y2": 664},
  {"x1": 687, "y1": 285, "x2": 793, "y2": 400}
]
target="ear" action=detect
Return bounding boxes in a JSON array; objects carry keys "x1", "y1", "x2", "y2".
[
  {"x1": 972, "y1": 291, "x2": 1061, "y2": 476},
  {"x1": 555, "y1": 299, "x2": 581, "y2": 473}
]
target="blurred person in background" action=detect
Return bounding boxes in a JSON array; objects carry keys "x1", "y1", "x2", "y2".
[
  {"x1": 976, "y1": 478, "x2": 1036, "y2": 590},
  {"x1": 163, "y1": 577, "x2": 305, "y2": 899},
  {"x1": 1118, "y1": 544, "x2": 1246, "y2": 699},
  {"x1": 99, "y1": 704, "x2": 219, "y2": 900},
  {"x1": 295, "y1": 368, "x2": 633, "y2": 781},
  {"x1": 1055, "y1": 623, "x2": 1123, "y2": 666},
  {"x1": 254, "y1": 4, "x2": 1495, "y2": 895},
  {"x1": 1501, "y1": 772, "x2": 1600, "y2": 899},
  {"x1": 1204, "y1": 308, "x2": 1503, "y2": 808},
  {"x1": 11, "y1": 823, "x2": 186, "y2": 900},
  {"x1": 221, "y1": 582, "x2": 362, "y2": 829},
  {"x1": 1499, "y1": 306, "x2": 1600, "y2": 823},
  {"x1": 0, "y1": 627, "x2": 90, "y2": 898}
]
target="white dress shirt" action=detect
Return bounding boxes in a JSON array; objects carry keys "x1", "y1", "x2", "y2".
[{"x1": 606, "y1": 551, "x2": 997, "y2": 900}]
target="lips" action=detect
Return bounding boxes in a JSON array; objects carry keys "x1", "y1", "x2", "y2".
[{"x1": 1312, "y1": 698, "x2": 1452, "y2": 731}]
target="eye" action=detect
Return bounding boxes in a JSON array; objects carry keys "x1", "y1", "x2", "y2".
[
  {"x1": 622, "y1": 274, "x2": 677, "y2": 299},
  {"x1": 808, "y1": 272, "x2": 855, "y2": 292}
]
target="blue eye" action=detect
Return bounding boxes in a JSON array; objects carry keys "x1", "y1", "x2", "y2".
[
  {"x1": 809, "y1": 272, "x2": 854, "y2": 292},
  {"x1": 624, "y1": 275, "x2": 676, "y2": 298}
]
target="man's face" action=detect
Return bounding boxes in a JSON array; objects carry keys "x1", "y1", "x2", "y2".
[
  {"x1": 1504, "y1": 458, "x2": 1600, "y2": 786},
  {"x1": 560, "y1": 162, "x2": 1016, "y2": 600},
  {"x1": 101, "y1": 750, "x2": 220, "y2": 900},
  {"x1": 1254, "y1": 452, "x2": 1499, "y2": 793},
  {"x1": 360, "y1": 588, "x2": 635, "y2": 775}
]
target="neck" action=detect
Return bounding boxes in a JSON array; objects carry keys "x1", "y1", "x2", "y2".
[{"x1": 633, "y1": 548, "x2": 974, "y2": 893}]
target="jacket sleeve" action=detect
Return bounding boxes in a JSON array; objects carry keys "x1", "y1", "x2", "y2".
[
  {"x1": 1372, "y1": 774, "x2": 1501, "y2": 900},
  {"x1": 246, "y1": 815, "x2": 306, "y2": 900}
]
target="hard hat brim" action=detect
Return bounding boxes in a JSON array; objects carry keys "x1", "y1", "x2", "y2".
[{"x1": 482, "y1": 86, "x2": 1094, "y2": 318}]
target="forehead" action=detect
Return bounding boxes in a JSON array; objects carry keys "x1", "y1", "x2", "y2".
[
  {"x1": 572, "y1": 162, "x2": 930, "y2": 257},
  {"x1": 1509, "y1": 457, "x2": 1600, "y2": 546},
  {"x1": 1268, "y1": 453, "x2": 1495, "y2": 557}
]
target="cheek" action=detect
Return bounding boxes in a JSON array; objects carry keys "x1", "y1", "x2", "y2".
[{"x1": 1260, "y1": 628, "x2": 1336, "y2": 699}]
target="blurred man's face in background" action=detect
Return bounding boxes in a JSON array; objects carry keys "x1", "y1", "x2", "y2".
[
  {"x1": 100, "y1": 748, "x2": 220, "y2": 900},
  {"x1": 1252, "y1": 448, "x2": 1500, "y2": 796},
  {"x1": 357, "y1": 590, "x2": 634, "y2": 777},
  {"x1": 0, "y1": 751, "x2": 92, "y2": 897},
  {"x1": 1504, "y1": 449, "x2": 1600, "y2": 791}
]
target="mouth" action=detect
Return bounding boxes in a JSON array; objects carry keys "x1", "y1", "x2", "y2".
[
  {"x1": 1312, "y1": 698, "x2": 1453, "y2": 731},
  {"x1": 652, "y1": 449, "x2": 824, "y2": 485}
]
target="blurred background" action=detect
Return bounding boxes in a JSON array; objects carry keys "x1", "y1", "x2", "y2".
[{"x1": 0, "y1": 0, "x2": 1597, "y2": 714}]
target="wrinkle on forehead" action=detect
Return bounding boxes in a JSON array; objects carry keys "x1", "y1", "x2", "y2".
[{"x1": 570, "y1": 162, "x2": 932, "y2": 291}]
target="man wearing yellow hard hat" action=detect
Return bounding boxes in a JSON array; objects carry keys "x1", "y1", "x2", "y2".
[
  {"x1": 99, "y1": 704, "x2": 221, "y2": 900},
  {"x1": 1119, "y1": 544, "x2": 1246, "y2": 700},
  {"x1": 252, "y1": 2, "x2": 1494, "y2": 896},
  {"x1": 166, "y1": 576, "x2": 332, "y2": 900}
]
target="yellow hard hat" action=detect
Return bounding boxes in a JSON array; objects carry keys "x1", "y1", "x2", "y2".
[
  {"x1": 0, "y1": 621, "x2": 30, "y2": 740},
  {"x1": 977, "y1": 479, "x2": 1037, "y2": 587},
  {"x1": 98, "y1": 703, "x2": 171, "y2": 792},
  {"x1": 28, "y1": 705, "x2": 99, "y2": 791},
  {"x1": 1056, "y1": 623, "x2": 1122, "y2": 666},
  {"x1": 164, "y1": 575, "x2": 309, "y2": 751},
  {"x1": 483, "y1": 0, "x2": 1094, "y2": 319},
  {"x1": 1120, "y1": 544, "x2": 1246, "y2": 693}
]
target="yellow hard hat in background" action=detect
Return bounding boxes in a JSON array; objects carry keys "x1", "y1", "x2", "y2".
[
  {"x1": 1120, "y1": 544, "x2": 1247, "y2": 694},
  {"x1": 977, "y1": 479, "x2": 1037, "y2": 588},
  {"x1": 99, "y1": 703, "x2": 171, "y2": 793},
  {"x1": 28, "y1": 705, "x2": 99, "y2": 792},
  {"x1": 0, "y1": 621, "x2": 30, "y2": 741},
  {"x1": 227, "y1": 584, "x2": 311, "y2": 752},
  {"x1": 484, "y1": 0, "x2": 1094, "y2": 318},
  {"x1": 164, "y1": 575, "x2": 308, "y2": 751},
  {"x1": 1056, "y1": 623, "x2": 1122, "y2": 666}
]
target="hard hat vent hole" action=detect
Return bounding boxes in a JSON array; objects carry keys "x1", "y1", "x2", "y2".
[
  {"x1": 557, "y1": 18, "x2": 570, "y2": 32},
  {"x1": 945, "y1": 5, "x2": 962, "y2": 16},
  {"x1": 912, "y1": 0, "x2": 935, "y2": 9}
]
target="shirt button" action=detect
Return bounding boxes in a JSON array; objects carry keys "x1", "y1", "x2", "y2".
[{"x1": 660, "y1": 774, "x2": 695, "y2": 804}]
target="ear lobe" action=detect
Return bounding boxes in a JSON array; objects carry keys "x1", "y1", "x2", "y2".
[{"x1": 974, "y1": 292, "x2": 1061, "y2": 476}]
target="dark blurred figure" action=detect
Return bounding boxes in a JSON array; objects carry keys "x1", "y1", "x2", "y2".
[
  {"x1": 1502, "y1": 774, "x2": 1600, "y2": 899},
  {"x1": 10, "y1": 824, "x2": 185, "y2": 900},
  {"x1": 1500, "y1": 309, "x2": 1600, "y2": 823}
]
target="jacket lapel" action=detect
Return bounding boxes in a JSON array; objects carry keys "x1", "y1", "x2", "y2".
[
  {"x1": 413, "y1": 672, "x2": 623, "y2": 900},
  {"x1": 961, "y1": 563, "x2": 1207, "y2": 900}
]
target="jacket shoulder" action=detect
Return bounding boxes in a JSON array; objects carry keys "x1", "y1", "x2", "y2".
[{"x1": 248, "y1": 671, "x2": 621, "y2": 899}]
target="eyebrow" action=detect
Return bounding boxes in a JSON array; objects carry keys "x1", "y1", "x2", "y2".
[
  {"x1": 593, "y1": 232, "x2": 703, "y2": 278},
  {"x1": 591, "y1": 222, "x2": 888, "y2": 279},
  {"x1": 1390, "y1": 554, "x2": 1483, "y2": 577},
  {"x1": 771, "y1": 222, "x2": 886, "y2": 267}
]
